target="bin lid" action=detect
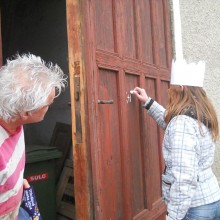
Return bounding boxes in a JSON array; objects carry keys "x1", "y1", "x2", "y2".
[{"x1": 25, "y1": 145, "x2": 62, "y2": 163}]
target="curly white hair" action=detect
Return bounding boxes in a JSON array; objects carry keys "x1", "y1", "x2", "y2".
[{"x1": 0, "y1": 53, "x2": 67, "y2": 121}]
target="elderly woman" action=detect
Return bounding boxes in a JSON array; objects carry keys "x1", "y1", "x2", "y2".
[
  {"x1": 133, "y1": 59, "x2": 220, "y2": 220},
  {"x1": 0, "y1": 54, "x2": 67, "y2": 219}
]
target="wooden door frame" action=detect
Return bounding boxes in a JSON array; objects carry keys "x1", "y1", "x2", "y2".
[{"x1": 66, "y1": 0, "x2": 93, "y2": 219}]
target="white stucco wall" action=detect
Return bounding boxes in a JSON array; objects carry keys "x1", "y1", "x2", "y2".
[{"x1": 170, "y1": 0, "x2": 220, "y2": 182}]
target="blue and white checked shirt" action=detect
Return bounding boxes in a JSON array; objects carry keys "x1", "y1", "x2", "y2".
[{"x1": 147, "y1": 100, "x2": 220, "y2": 220}]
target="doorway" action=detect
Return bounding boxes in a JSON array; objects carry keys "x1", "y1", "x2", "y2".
[{"x1": 0, "y1": 0, "x2": 75, "y2": 219}]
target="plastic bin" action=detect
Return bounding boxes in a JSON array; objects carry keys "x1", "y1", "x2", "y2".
[{"x1": 24, "y1": 145, "x2": 62, "y2": 220}]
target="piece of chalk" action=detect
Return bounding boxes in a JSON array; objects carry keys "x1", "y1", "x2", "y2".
[{"x1": 130, "y1": 90, "x2": 134, "y2": 94}]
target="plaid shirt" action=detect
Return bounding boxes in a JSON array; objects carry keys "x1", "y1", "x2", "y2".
[{"x1": 147, "y1": 100, "x2": 220, "y2": 220}]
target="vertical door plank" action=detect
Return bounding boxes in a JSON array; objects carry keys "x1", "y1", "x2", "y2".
[
  {"x1": 97, "y1": 69, "x2": 124, "y2": 219},
  {"x1": 66, "y1": 0, "x2": 91, "y2": 219}
]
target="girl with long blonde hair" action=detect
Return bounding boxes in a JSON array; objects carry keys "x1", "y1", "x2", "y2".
[{"x1": 133, "y1": 60, "x2": 220, "y2": 220}]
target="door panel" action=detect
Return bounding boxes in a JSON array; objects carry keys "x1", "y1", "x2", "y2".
[
  {"x1": 125, "y1": 73, "x2": 144, "y2": 216},
  {"x1": 138, "y1": 0, "x2": 153, "y2": 63},
  {"x1": 143, "y1": 77, "x2": 162, "y2": 204},
  {"x1": 122, "y1": 0, "x2": 137, "y2": 59},
  {"x1": 95, "y1": 0, "x2": 115, "y2": 52},
  {"x1": 97, "y1": 69, "x2": 124, "y2": 219},
  {"x1": 153, "y1": 0, "x2": 168, "y2": 67}
]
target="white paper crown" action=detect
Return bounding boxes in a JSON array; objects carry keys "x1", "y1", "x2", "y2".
[{"x1": 170, "y1": 59, "x2": 205, "y2": 87}]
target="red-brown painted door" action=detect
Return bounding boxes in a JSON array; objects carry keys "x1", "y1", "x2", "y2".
[{"x1": 67, "y1": 0, "x2": 172, "y2": 219}]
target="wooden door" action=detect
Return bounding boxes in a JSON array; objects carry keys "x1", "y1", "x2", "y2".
[{"x1": 67, "y1": 0, "x2": 172, "y2": 219}]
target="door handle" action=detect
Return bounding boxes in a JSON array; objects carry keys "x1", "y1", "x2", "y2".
[{"x1": 98, "y1": 100, "x2": 114, "y2": 104}]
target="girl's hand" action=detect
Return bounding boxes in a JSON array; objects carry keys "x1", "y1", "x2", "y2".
[{"x1": 132, "y1": 87, "x2": 149, "y2": 103}]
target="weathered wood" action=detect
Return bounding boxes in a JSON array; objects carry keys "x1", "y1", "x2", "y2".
[
  {"x1": 67, "y1": 0, "x2": 172, "y2": 219},
  {"x1": 66, "y1": 0, "x2": 91, "y2": 219},
  {"x1": 86, "y1": 0, "x2": 172, "y2": 219}
]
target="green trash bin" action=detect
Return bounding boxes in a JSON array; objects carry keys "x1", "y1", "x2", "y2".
[{"x1": 24, "y1": 145, "x2": 62, "y2": 220}]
